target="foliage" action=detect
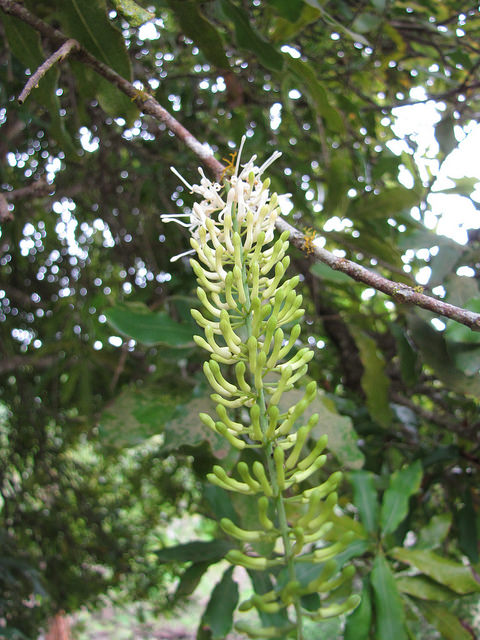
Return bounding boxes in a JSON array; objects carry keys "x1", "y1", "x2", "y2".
[{"x1": 0, "y1": 0, "x2": 480, "y2": 638}]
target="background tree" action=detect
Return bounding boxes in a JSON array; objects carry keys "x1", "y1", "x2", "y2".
[{"x1": 1, "y1": 0, "x2": 480, "y2": 638}]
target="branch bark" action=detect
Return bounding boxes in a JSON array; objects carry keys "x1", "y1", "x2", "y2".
[
  {"x1": 18, "y1": 39, "x2": 79, "y2": 104},
  {"x1": 2, "y1": 0, "x2": 480, "y2": 332}
]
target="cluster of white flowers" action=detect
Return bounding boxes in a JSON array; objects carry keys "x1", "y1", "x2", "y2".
[{"x1": 161, "y1": 136, "x2": 286, "y2": 261}]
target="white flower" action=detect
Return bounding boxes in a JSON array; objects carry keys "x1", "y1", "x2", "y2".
[{"x1": 161, "y1": 136, "x2": 285, "y2": 261}]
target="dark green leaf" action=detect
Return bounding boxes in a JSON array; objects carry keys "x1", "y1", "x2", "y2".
[
  {"x1": 380, "y1": 460, "x2": 422, "y2": 537},
  {"x1": 353, "y1": 331, "x2": 393, "y2": 428},
  {"x1": 155, "y1": 539, "x2": 233, "y2": 563},
  {"x1": 310, "y1": 261, "x2": 354, "y2": 285},
  {"x1": 344, "y1": 577, "x2": 372, "y2": 640},
  {"x1": 168, "y1": 0, "x2": 229, "y2": 69},
  {"x1": 288, "y1": 58, "x2": 344, "y2": 133},
  {"x1": 389, "y1": 548, "x2": 480, "y2": 594},
  {"x1": 415, "y1": 600, "x2": 473, "y2": 640},
  {"x1": 391, "y1": 324, "x2": 419, "y2": 387},
  {"x1": 197, "y1": 566, "x2": 238, "y2": 640},
  {"x1": 247, "y1": 570, "x2": 289, "y2": 632},
  {"x1": 203, "y1": 484, "x2": 239, "y2": 524},
  {"x1": 435, "y1": 114, "x2": 458, "y2": 156},
  {"x1": 174, "y1": 561, "x2": 211, "y2": 600},
  {"x1": 267, "y1": 0, "x2": 304, "y2": 21},
  {"x1": 371, "y1": 554, "x2": 408, "y2": 640},
  {"x1": 105, "y1": 303, "x2": 194, "y2": 347},
  {"x1": 220, "y1": 0, "x2": 284, "y2": 71},
  {"x1": 408, "y1": 314, "x2": 480, "y2": 398},
  {"x1": 347, "y1": 186, "x2": 422, "y2": 219},
  {"x1": 349, "y1": 471, "x2": 379, "y2": 534},
  {"x1": 458, "y1": 487, "x2": 479, "y2": 563},
  {"x1": 57, "y1": 0, "x2": 137, "y2": 121}
]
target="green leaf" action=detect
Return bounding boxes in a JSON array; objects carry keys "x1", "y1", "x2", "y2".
[
  {"x1": 370, "y1": 554, "x2": 408, "y2": 640},
  {"x1": 310, "y1": 261, "x2": 355, "y2": 285},
  {"x1": 344, "y1": 577, "x2": 372, "y2": 640},
  {"x1": 429, "y1": 245, "x2": 464, "y2": 287},
  {"x1": 349, "y1": 471, "x2": 379, "y2": 534},
  {"x1": 288, "y1": 58, "x2": 344, "y2": 133},
  {"x1": 247, "y1": 570, "x2": 290, "y2": 632},
  {"x1": 348, "y1": 186, "x2": 422, "y2": 220},
  {"x1": 57, "y1": 0, "x2": 137, "y2": 121},
  {"x1": 446, "y1": 297, "x2": 480, "y2": 345},
  {"x1": 155, "y1": 539, "x2": 233, "y2": 563},
  {"x1": 353, "y1": 331, "x2": 393, "y2": 428},
  {"x1": 380, "y1": 460, "x2": 422, "y2": 537},
  {"x1": 220, "y1": 0, "x2": 284, "y2": 71},
  {"x1": 161, "y1": 396, "x2": 229, "y2": 458},
  {"x1": 197, "y1": 567, "x2": 238, "y2": 640},
  {"x1": 415, "y1": 600, "x2": 473, "y2": 640},
  {"x1": 174, "y1": 561, "x2": 211, "y2": 600},
  {"x1": 0, "y1": 14, "x2": 72, "y2": 149},
  {"x1": 396, "y1": 575, "x2": 456, "y2": 602},
  {"x1": 416, "y1": 514, "x2": 452, "y2": 550},
  {"x1": 389, "y1": 548, "x2": 480, "y2": 594},
  {"x1": 280, "y1": 389, "x2": 365, "y2": 469},
  {"x1": 458, "y1": 487, "x2": 479, "y2": 563},
  {"x1": 167, "y1": 0, "x2": 229, "y2": 69},
  {"x1": 98, "y1": 383, "x2": 188, "y2": 449},
  {"x1": 352, "y1": 12, "x2": 382, "y2": 33},
  {"x1": 266, "y1": 0, "x2": 304, "y2": 22},
  {"x1": 105, "y1": 303, "x2": 194, "y2": 347},
  {"x1": 408, "y1": 314, "x2": 480, "y2": 399},
  {"x1": 111, "y1": 0, "x2": 155, "y2": 27},
  {"x1": 391, "y1": 324, "x2": 419, "y2": 387},
  {"x1": 435, "y1": 114, "x2": 458, "y2": 156}
]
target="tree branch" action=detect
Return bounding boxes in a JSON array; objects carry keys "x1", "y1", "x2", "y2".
[
  {"x1": 18, "y1": 39, "x2": 79, "y2": 104},
  {"x1": 2, "y1": 0, "x2": 480, "y2": 333},
  {"x1": 275, "y1": 217, "x2": 480, "y2": 332}
]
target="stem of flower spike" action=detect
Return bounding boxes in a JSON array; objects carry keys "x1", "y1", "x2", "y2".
[{"x1": 232, "y1": 211, "x2": 305, "y2": 640}]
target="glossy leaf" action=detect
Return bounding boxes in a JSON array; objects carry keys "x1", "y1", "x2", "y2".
[
  {"x1": 389, "y1": 547, "x2": 480, "y2": 594},
  {"x1": 349, "y1": 471, "x2": 379, "y2": 534},
  {"x1": 310, "y1": 261, "x2": 354, "y2": 285},
  {"x1": 353, "y1": 331, "x2": 393, "y2": 428},
  {"x1": 380, "y1": 460, "x2": 422, "y2": 536},
  {"x1": 197, "y1": 567, "x2": 239, "y2": 640},
  {"x1": 371, "y1": 554, "x2": 408, "y2": 640},
  {"x1": 105, "y1": 303, "x2": 194, "y2": 347},
  {"x1": 155, "y1": 539, "x2": 233, "y2": 563},
  {"x1": 415, "y1": 600, "x2": 472, "y2": 640},
  {"x1": 458, "y1": 487, "x2": 479, "y2": 563},
  {"x1": 435, "y1": 114, "x2": 458, "y2": 156},
  {"x1": 344, "y1": 577, "x2": 372, "y2": 640},
  {"x1": 408, "y1": 314, "x2": 480, "y2": 399},
  {"x1": 220, "y1": 0, "x2": 284, "y2": 71},
  {"x1": 416, "y1": 514, "x2": 452, "y2": 550},
  {"x1": 174, "y1": 561, "x2": 211, "y2": 601},
  {"x1": 288, "y1": 58, "x2": 344, "y2": 133},
  {"x1": 111, "y1": 0, "x2": 154, "y2": 27},
  {"x1": 168, "y1": 0, "x2": 229, "y2": 69},
  {"x1": 396, "y1": 575, "x2": 456, "y2": 601},
  {"x1": 57, "y1": 0, "x2": 136, "y2": 121}
]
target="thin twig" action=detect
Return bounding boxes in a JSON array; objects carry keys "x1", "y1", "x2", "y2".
[
  {"x1": 18, "y1": 39, "x2": 79, "y2": 104},
  {"x1": 2, "y1": 0, "x2": 480, "y2": 333},
  {"x1": 0, "y1": 193, "x2": 11, "y2": 222},
  {"x1": 4, "y1": 177, "x2": 51, "y2": 201}
]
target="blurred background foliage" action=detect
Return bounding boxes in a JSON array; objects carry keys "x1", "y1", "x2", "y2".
[{"x1": 1, "y1": 0, "x2": 480, "y2": 638}]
